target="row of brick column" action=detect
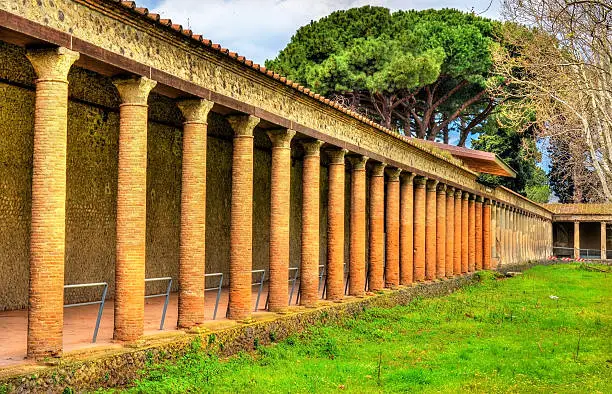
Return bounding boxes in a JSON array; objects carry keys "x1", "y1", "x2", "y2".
[
  {"x1": 22, "y1": 46, "x2": 552, "y2": 359},
  {"x1": 494, "y1": 203, "x2": 552, "y2": 265}
]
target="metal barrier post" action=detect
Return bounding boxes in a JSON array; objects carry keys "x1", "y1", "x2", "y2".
[
  {"x1": 205, "y1": 273, "x2": 224, "y2": 320},
  {"x1": 144, "y1": 277, "x2": 173, "y2": 330},
  {"x1": 288, "y1": 267, "x2": 299, "y2": 305},
  {"x1": 63, "y1": 282, "x2": 108, "y2": 343},
  {"x1": 318, "y1": 264, "x2": 326, "y2": 299},
  {"x1": 252, "y1": 269, "x2": 266, "y2": 311}
]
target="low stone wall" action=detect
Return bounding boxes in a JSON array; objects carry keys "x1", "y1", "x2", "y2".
[{"x1": 0, "y1": 274, "x2": 475, "y2": 393}]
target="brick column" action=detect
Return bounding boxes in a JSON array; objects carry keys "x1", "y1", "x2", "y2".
[
  {"x1": 400, "y1": 173, "x2": 415, "y2": 285},
  {"x1": 468, "y1": 194, "x2": 476, "y2": 272},
  {"x1": 25, "y1": 47, "x2": 79, "y2": 359},
  {"x1": 385, "y1": 168, "x2": 401, "y2": 288},
  {"x1": 510, "y1": 208, "x2": 516, "y2": 264},
  {"x1": 113, "y1": 76, "x2": 157, "y2": 342},
  {"x1": 326, "y1": 148, "x2": 347, "y2": 301},
  {"x1": 300, "y1": 140, "x2": 323, "y2": 307},
  {"x1": 602, "y1": 222, "x2": 607, "y2": 260},
  {"x1": 574, "y1": 221, "x2": 580, "y2": 260},
  {"x1": 227, "y1": 115, "x2": 260, "y2": 320},
  {"x1": 503, "y1": 206, "x2": 510, "y2": 264},
  {"x1": 475, "y1": 196, "x2": 483, "y2": 270},
  {"x1": 413, "y1": 177, "x2": 427, "y2": 281},
  {"x1": 483, "y1": 199, "x2": 492, "y2": 269},
  {"x1": 348, "y1": 155, "x2": 368, "y2": 297},
  {"x1": 176, "y1": 99, "x2": 214, "y2": 328},
  {"x1": 425, "y1": 179, "x2": 438, "y2": 281},
  {"x1": 453, "y1": 189, "x2": 462, "y2": 275},
  {"x1": 445, "y1": 187, "x2": 455, "y2": 278},
  {"x1": 461, "y1": 192, "x2": 469, "y2": 274},
  {"x1": 267, "y1": 129, "x2": 296, "y2": 312},
  {"x1": 436, "y1": 183, "x2": 446, "y2": 279},
  {"x1": 491, "y1": 201, "x2": 497, "y2": 266},
  {"x1": 368, "y1": 162, "x2": 386, "y2": 290}
]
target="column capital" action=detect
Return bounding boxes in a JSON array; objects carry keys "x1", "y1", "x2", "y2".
[
  {"x1": 400, "y1": 172, "x2": 416, "y2": 183},
  {"x1": 436, "y1": 183, "x2": 447, "y2": 194},
  {"x1": 301, "y1": 139, "x2": 324, "y2": 157},
  {"x1": 177, "y1": 98, "x2": 214, "y2": 123},
  {"x1": 414, "y1": 176, "x2": 427, "y2": 187},
  {"x1": 475, "y1": 195, "x2": 484, "y2": 203},
  {"x1": 446, "y1": 186, "x2": 455, "y2": 195},
  {"x1": 347, "y1": 155, "x2": 368, "y2": 170},
  {"x1": 371, "y1": 162, "x2": 387, "y2": 176},
  {"x1": 227, "y1": 114, "x2": 260, "y2": 137},
  {"x1": 26, "y1": 46, "x2": 79, "y2": 82},
  {"x1": 386, "y1": 167, "x2": 401, "y2": 181},
  {"x1": 462, "y1": 191, "x2": 470, "y2": 200},
  {"x1": 484, "y1": 198, "x2": 492, "y2": 205},
  {"x1": 113, "y1": 76, "x2": 157, "y2": 105},
  {"x1": 426, "y1": 179, "x2": 439, "y2": 191},
  {"x1": 326, "y1": 148, "x2": 348, "y2": 164},
  {"x1": 267, "y1": 128, "x2": 296, "y2": 148},
  {"x1": 454, "y1": 188, "x2": 463, "y2": 198}
]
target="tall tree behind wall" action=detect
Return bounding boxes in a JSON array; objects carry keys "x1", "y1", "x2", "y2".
[
  {"x1": 491, "y1": 0, "x2": 612, "y2": 202},
  {"x1": 265, "y1": 7, "x2": 501, "y2": 146}
]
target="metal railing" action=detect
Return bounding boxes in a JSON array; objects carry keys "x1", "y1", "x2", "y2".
[
  {"x1": 552, "y1": 246, "x2": 603, "y2": 259},
  {"x1": 144, "y1": 277, "x2": 173, "y2": 330},
  {"x1": 266, "y1": 267, "x2": 301, "y2": 308},
  {"x1": 64, "y1": 282, "x2": 108, "y2": 343},
  {"x1": 288, "y1": 267, "x2": 300, "y2": 306},
  {"x1": 252, "y1": 269, "x2": 266, "y2": 311},
  {"x1": 204, "y1": 273, "x2": 224, "y2": 320}
]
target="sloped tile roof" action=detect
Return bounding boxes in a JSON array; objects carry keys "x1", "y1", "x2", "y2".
[{"x1": 542, "y1": 204, "x2": 612, "y2": 215}]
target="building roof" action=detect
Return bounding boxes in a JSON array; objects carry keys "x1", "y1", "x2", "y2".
[
  {"x1": 414, "y1": 139, "x2": 517, "y2": 178},
  {"x1": 542, "y1": 204, "x2": 612, "y2": 215}
]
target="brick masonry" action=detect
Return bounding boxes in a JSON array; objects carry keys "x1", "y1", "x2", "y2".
[
  {"x1": 461, "y1": 192, "x2": 469, "y2": 274},
  {"x1": 399, "y1": 173, "x2": 415, "y2": 285},
  {"x1": 176, "y1": 99, "x2": 213, "y2": 328},
  {"x1": 300, "y1": 140, "x2": 323, "y2": 308},
  {"x1": 483, "y1": 199, "x2": 492, "y2": 270},
  {"x1": 25, "y1": 47, "x2": 79, "y2": 359},
  {"x1": 368, "y1": 163, "x2": 386, "y2": 291},
  {"x1": 267, "y1": 129, "x2": 295, "y2": 312},
  {"x1": 436, "y1": 183, "x2": 446, "y2": 279},
  {"x1": 413, "y1": 177, "x2": 427, "y2": 282},
  {"x1": 113, "y1": 76, "x2": 157, "y2": 343},
  {"x1": 468, "y1": 195, "x2": 476, "y2": 272},
  {"x1": 425, "y1": 180, "x2": 438, "y2": 281},
  {"x1": 445, "y1": 187, "x2": 455, "y2": 277},
  {"x1": 348, "y1": 156, "x2": 368, "y2": 297},
  {"x1": 385, "y1": 168, "x2": 401, "y2": 288},
  {"x1": 454, "y1": 189, "x2": 463, "y2": 275},
  {"x1": 227, "y1": 115, "x2": 260, "y2": 320},
  {"x1": 326, "y1": 148, "x2": 347, "y2": 301},
  {"x1": 475, "y1": 197, "x2": 483, "y2": 271}
]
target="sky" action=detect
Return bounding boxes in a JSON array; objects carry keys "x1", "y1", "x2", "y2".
[{"x1": 140, "y1": 0, "x2": 500, "y2": 65}]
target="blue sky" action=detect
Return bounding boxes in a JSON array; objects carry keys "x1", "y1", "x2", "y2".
[{"x1": 139, "y1": 0, "x2": 500, "y2": 65}]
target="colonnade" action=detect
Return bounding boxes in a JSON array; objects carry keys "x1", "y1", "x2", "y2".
[
  {"x1": 22, "y1": 46, "x2": 551, "y2": 359},
  {"x1": 493, "y1": 203, "x2": 552, "y2": 265}
]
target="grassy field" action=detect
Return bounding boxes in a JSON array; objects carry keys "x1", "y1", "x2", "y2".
[{"x1": 116, "y1": 264, "x2": 611, "y2": 393}]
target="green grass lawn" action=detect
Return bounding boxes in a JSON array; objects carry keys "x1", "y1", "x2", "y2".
[{"x1": 117, "y1": 264, "x2": 611, "y2": 393}]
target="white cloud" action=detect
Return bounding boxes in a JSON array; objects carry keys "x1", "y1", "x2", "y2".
[{"x1": 150, "y1": 0, "x2": 500, "y2": 64}]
